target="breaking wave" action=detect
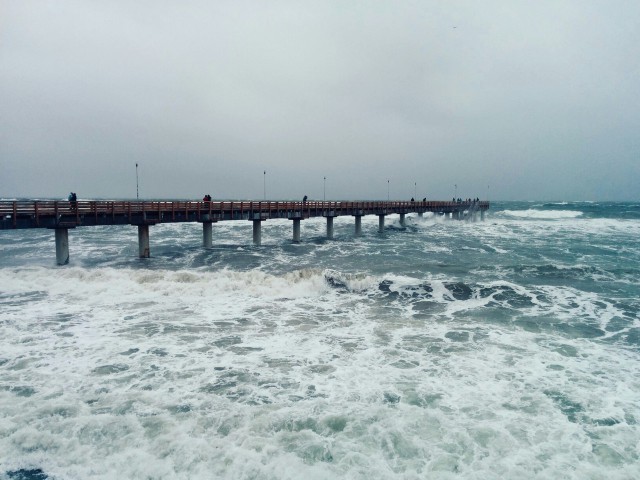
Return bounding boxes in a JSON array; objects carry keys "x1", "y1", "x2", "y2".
[{"x1": 498, "y1": 209, "x2": 584, "y2": 219}]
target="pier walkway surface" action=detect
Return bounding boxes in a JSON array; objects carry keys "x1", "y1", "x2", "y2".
[{"x1": 0, "y1": 199, "x2": 489, "y2": 264}]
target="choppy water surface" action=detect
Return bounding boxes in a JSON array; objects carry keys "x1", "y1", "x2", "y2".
[{"x1": 1, "y1": 201, "x2": 639, "y2": 479}]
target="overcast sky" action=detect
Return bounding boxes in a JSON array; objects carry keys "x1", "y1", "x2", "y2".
[{"x1": 1, "y1": 1, "x2": 638, "y2": 201}]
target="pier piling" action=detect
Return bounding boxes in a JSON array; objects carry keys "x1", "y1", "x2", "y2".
[
  {"x1": 203, "y1": 221, "x2": 213, "y2": 248},
  {"x1": 292, "y1": 218, "x2": 301, "y2": 243},
  {"x1": 354, "y1": 216, "x2": 362, "y2": 237},
  {"x1": 138, "y1": 225, "x2": 150, "y2": 258},
  {"x1": 326, "y1": 216, "x2": 334, "y2": 239},
  {"x1": 55, "y1": 228, "x2": 69, "y2": 265},
  {"x1": 252, "y1": 220, "x2": 262, "y2": 246}
]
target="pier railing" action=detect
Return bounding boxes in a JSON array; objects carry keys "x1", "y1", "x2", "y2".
[{"x1": 1, "y1": 200, "x2": 489, "y2": 230}]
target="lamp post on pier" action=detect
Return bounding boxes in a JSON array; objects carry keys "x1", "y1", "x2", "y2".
[
  {"x1": 263, "y1": 171, "x2": 266, "y2": 200},
  {"x1": 324, "y1": 176, "x2": 326, "y2": 202},
  {"x1": 136, "y1": 163, "x2": 139, "y2": 200}
]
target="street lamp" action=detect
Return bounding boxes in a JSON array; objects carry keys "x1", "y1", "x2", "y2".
[
  {"x1": 414, "y1": 182, "x2": 416, "y2": 199},
  {"x1": 323, "y1": 176, "x2": 326, "y2": 202},
  {"x1": 387, "y1": 179, "x2": 390, "y2": 202},
  {"x1": 263, "y1": 171, "x2": 266, "y2": 200},
  {"x1": 136, "y1": 163, "x2": 139, "y2": 200},
  {"x1": 454, "y1": 184, "x2": 457, "y2": 199}
]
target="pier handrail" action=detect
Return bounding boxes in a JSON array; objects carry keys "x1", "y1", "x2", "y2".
[{"x1": 1, "y1": 199, "x2": 489, "y2": 230}]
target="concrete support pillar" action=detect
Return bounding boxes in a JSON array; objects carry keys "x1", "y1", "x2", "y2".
[
  {"x1": 354, "y1": 216, "x2": 362, "y2": 237},
  {"x1": 326, "y1": 216, "x2": 334, "y2": 239},
  {"x1": 418, "y1": 212, "x2": 424, "y2": 218},
  {"x1": 481, "y1": 210, "x2": 485, "y2": 221},
  {"x1": 378, "y1": 215, "x2": 385, "y2": 233},
  {"x1": 138, "y1": 225, "x2": 150, "y2": 258},
  {"x1": 55, "y1": 228, "x2": 69, "y2": 265},
  {"x1": 447, "y1": 212, "x2": 452, "y2": 219},
  {"x1": 203, "y1": 222, "x2": 213, "y2": 248},
  {"x1": 399, "y1": 213, "x2": 406, "y2": 227},
  {"x1": 292, "y1": 218, "x2": 301, "y2": 243},
  {"x1": 252, "y1": 220, "x2": 262, "y2": 246}
]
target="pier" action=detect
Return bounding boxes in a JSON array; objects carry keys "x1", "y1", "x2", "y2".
[{"x1": 0, "y1": 199, "x2": 489, "y2": 264}]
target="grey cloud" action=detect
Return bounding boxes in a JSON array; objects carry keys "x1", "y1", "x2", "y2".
[{"x1": 1, "y1": 0, "x2": 638, "y2": 201}]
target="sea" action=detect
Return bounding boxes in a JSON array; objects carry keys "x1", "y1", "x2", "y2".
[{"x1": 0, "y1": 201, "x2": 639, "y2": 480}]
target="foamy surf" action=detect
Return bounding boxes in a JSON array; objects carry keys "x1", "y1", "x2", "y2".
[
  {"x1": 498, "y1": 209, "x2": 583, "y2": 219},
  {"x1": 1, "y1": 201, "x2": 639, "y2": 479}
]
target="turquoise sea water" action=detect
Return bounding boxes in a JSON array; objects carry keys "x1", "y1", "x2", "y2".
[{"x1": 0, "y1": 201, "x2": 639, "y2": 479}]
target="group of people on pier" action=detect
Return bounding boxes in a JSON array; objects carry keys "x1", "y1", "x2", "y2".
[{"x1": 66, "y1": 192, "x2": 482, "y2": 206}]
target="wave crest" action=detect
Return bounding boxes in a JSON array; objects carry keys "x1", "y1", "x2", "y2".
[{"x1": 499, "y1": 209, "x2": 583, "y2": 219}]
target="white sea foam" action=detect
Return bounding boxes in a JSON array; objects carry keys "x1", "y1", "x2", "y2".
[
  {"x1": 2, "y1": 264, "x2": 639, "y2": 479},
  {"x1": 2, "y1": 203, "x2": 640, "y2": 479},
  {"x1": 499, "y1": 209, "x2": 584, "y2": 219}
]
